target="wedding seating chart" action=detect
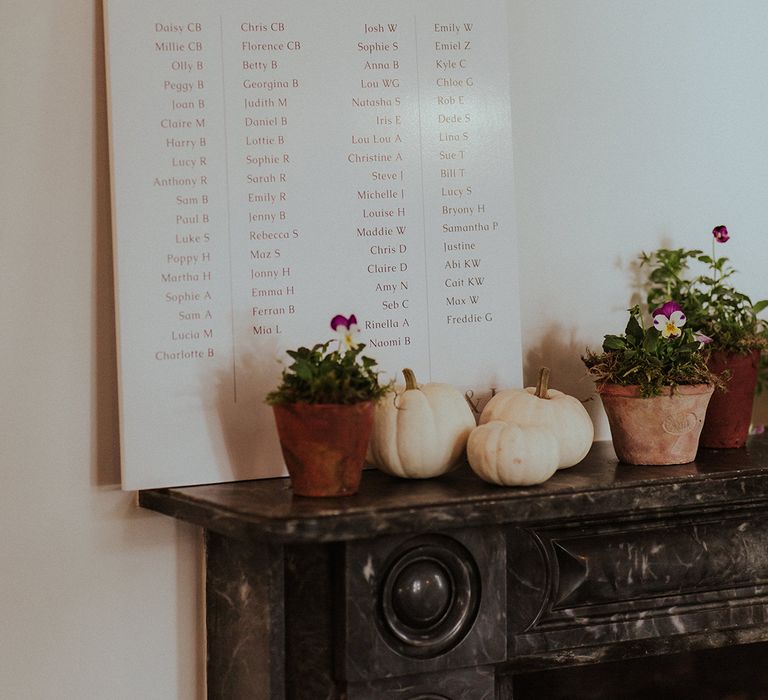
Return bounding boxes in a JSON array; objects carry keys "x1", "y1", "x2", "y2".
[{"x1": 104, "y1": 0, "x2": 523, "y2": 489}]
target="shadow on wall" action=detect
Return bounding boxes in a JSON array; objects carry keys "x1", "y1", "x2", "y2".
[
  {"x1": 523, "y1": 322, "x2": 605, "y2": 431},
  {"x1": 211, "y1": 346, "x2": 288, "y2": 481},
  {"x1": 624, "y1": 252, "x2": 647, "y2": 311},
  {"x1": 626, "y1": 232, "x2": 707, "y2": 314},
  {"x1": 93, "y1": 0, "x2": 121, "y2": 487},
  {"x1": 529, "y1": 242, "x2": 681, "y2": 441}
]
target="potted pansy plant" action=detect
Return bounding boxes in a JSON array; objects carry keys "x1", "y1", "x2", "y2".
[
  {"x1": 266, "y1": 313, "x2": 389, "y2": 497},
  {"x1": 583, "y1": 304, "x2": 720, "y2": 465},
  {"x1": 641, "y1": 226, "x2": 768, "y2": 448}
]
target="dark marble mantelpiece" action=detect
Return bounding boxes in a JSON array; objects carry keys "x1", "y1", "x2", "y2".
[{"x1": 140, "y1": 436, "x2": 768, "y2": 699}]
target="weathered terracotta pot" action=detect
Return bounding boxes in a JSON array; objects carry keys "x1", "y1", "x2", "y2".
[
  {"x1": 597, "y1": 384, "x2": 714, "y2": 465},
  {"x1": 272, "y1": 401, "x2": 374, "y2": 497},
  {"x1": 699, "y1": 350, "x2": 760, "y2": 449}
]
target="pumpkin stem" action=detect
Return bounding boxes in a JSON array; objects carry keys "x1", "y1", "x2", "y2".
[
  {"x1": 402, "y1": 368, "x2": 419, "y2": 391},
  {"x1": 535, "y1": 367, "x2": 551, "y2": 399}
]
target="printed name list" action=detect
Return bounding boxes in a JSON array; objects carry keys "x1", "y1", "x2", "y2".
[{"x1": 105, "y1": 0, "x2": 522, "y2": 490}]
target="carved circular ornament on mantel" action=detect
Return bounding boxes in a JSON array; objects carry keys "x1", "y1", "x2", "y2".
[{"x1": 378, "y1": 535, "x2": 480, "y2": 658}]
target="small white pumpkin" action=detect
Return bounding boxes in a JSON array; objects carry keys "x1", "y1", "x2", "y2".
[
  {"x1": 479, "y1": 368, "x2": 593, "y2": 469},
  {"x1": 467, "y1": 421, "x2": 560, "y2": 486},
  {"x1": 367, "y1": 368, "x2": 476, "y2": 479}
]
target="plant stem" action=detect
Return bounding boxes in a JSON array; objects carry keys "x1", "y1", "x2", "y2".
[
  {"x1": 710, "y1": 237, "x2": 717, "y2": 308},
  {"x1": 535, "y1": 367, "x2": 551, "y2": 399},
  {"x1": 402, "y1": 368, "x2": 419, "y2": 391}
]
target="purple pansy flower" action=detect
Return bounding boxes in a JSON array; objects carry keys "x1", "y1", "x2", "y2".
[
  {"x1": 694, "y1": 331, "x2": 714, "y2": 345},
  {"x1": 330, "y1": 314, "x2": 359, "y2": 350},
  {"x1": 652, "y1": 301, "x2": 686, "y2": 339},
  {"x1": 712, "y1": 225, "x2": 729, "y2": 243},
  {"x1": 652, "y1": 300, "x2": 684, "y2": 319}
]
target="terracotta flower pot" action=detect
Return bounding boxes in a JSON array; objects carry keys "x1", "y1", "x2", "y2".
[
  {"x1": 699, "y1": 350, "x2": 760, "y2": 449},
  {"x1": 597, "y1": 384, "x2": 714, "y2": 465},
  {"x1": 272, "y1": 401, "x2": 374, "y2": 497}
]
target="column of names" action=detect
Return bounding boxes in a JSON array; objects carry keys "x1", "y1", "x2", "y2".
[
  {"x1": 349, "y1": 21, "x2": 416, "y2": 354},
  {"x1": 429, "y1": 20, "x2": 497, "y2": 330},
  {"x1": 152, "y1": 19, "x2": 218, "y2": 364},
  {"x1": 236, "y1": 20, "x2": 302, "y2": 339}
]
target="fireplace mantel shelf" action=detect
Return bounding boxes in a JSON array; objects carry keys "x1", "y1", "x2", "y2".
[
  {"x1": 140, "y1": 436, "x2": 768, "y2": 699},
  {"x1": 140, "y1": 438, "x2": 768, "y2": 543}
]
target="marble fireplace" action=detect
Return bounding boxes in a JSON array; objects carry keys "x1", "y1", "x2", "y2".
[{"x1": 140, "y1": 437, "x2": 768, "y2": 698}]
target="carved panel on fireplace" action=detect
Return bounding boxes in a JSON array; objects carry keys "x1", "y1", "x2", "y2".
[
  {"x1": 507, "y1": 508, "x2": 768, "y2": 661},
  {"x1": 340, "y1": 527, "x2": 506, "y2": 694}
]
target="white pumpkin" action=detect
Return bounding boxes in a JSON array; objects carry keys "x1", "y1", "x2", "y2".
[
  {"x1": 479, "y1": 368, "x2": 593, "y2": 469},
  {"x1": 367, "y1": 368, "x2": 477, "y2": 479},
  {"x1": 467, "y1": 421, "x2": 560, "y2": 486}
]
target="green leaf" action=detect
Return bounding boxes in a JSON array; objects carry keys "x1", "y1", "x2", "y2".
[
  {"x1": 643, "y1": 330, "x2": 658, "y2": 353},
  {"x1": 625, "y1": 311, "x2": 644, "y2": 343},
  {"x1": 292, "y1": 359, "x2": 315, "y2": 381},
  {"x1": 603, "y1": 335, "x2": 626, "y2": 351}
]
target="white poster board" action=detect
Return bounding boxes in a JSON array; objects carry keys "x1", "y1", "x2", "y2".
[{"x1": 104, "y1": 0, "x2": 523, "y2": 490}]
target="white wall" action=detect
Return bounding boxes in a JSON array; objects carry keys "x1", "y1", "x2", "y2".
[
  {"x1": 509, "y1": 0, "x2": 768, "y2": 434},
  {"x1": 2, "y1": 1, "x2": 767, "y2": 697},
  {"x1": 1, "y1": 1, "x2": 203, "y2": 698}
]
